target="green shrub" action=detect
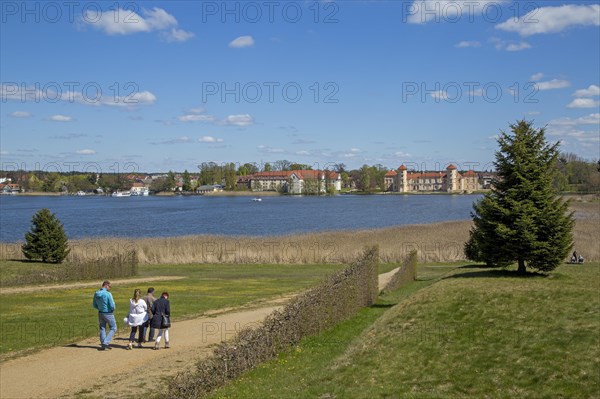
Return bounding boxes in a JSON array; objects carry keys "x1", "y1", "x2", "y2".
[{"x1": 22, "y1": 208, "x2": 70, "y2": 263}]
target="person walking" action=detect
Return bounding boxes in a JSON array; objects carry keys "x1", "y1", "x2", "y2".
[
  {"x1": 93, "y1": 280, "x2": 117, "y2": 351},
  {"x1": 151, "y1": 292, "x2": 171, "y2": 350},
  {"x1": 140, "y1": 287, "x2": 156, "y2": 343},
  {"x1": 126, "y1": 288, "x2": 148, "y2": 349}
]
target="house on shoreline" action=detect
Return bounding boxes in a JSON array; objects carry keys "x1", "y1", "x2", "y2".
[
  {"x1": 384, "y1": 164, "x2": 485, "y2": 193},
  {"x1": 238, "y1": 170, "x2": 342, "y2": 194}
]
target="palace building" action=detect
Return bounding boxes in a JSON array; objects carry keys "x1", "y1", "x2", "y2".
[{"x1": 384, "y1": 164, "x2": 482, "y2": 193}]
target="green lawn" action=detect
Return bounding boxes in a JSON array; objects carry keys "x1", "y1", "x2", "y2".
[
  {"x1": 0, "y1": 262, "x2": 355, "y2": 356},
  {"x1": 208, "y1": 263, "x2": 600, "y2": 399}
]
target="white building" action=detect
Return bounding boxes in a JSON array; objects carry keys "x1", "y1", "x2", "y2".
[{"x1": 246, "y1": 170, "x2": 342, "y2": 194}]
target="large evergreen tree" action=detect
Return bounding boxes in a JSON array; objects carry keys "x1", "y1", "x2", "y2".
[
  {"x1": 22, "y1": 208, "x2": 70, "y2": 263},
  {"x1": 465, "y1": 120, "x2": 574, "y2": 274}
]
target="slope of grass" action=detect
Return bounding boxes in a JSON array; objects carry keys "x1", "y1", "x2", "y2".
[{"x1": 208, "y1": 263, "x2": 600, "y2": 398}]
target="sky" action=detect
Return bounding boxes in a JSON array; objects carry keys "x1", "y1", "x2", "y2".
[{"x1": 1, "y1": 0, "x2": 599, "y2": 174}]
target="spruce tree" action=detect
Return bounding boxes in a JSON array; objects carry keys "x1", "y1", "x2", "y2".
[
  {"x1": 22, "y1": 208, "x2": 70, "y2": 263},
  {"x1": 465, "y1": 120, "x2": 574, "y2": 274}
]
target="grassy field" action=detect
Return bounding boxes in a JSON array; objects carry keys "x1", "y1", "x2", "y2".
[
  {"x1": 207, "y1": 263, "x2": 600, "y2": 399},
  {"x1": 0, "y1": 262, "x2": 357, "y2": 357}
]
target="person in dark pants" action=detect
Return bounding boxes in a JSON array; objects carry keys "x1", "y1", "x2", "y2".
[
  {"x1": 151, "y1": 292, "x2": 171, "y2": 350},
  {"x1": 140, "y1": 287, "x2": 156, "y2": 343},
  {"x1": 126, "y1": 288, "x2": 148, "y2": 349}
]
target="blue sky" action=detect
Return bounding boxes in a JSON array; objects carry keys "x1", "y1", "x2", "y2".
[{"x1": 1, "y1": 0, "x2": 599, "y2": 173}]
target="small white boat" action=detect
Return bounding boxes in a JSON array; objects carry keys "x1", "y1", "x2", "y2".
[
  {"x1": 112, "y1": 191, "x2": 131, "y2": 197},
  {"x1": 130, "y1": 188, "x2": 149, "y2": 196},
  {"x1": 252, "y1": 197, "x2": 262, "y2": 202},
  {"x1": 76, "y1": 191, "x2": 87, "y2": 196}
]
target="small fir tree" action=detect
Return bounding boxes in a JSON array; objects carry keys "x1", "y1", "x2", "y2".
[
  {"x1": 465, "y1": 120, "x2": 574, "y2": 274},
  {"x1": 22, "y1": 208, "x2": 70, "y2": 263}
]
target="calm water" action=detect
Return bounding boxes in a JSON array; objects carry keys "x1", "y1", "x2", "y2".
[{"x1": 0, "y1": 194, "x2": 480, "y2": 242}]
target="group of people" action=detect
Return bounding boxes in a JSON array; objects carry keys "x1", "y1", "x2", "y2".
[
  {"x1": 92, "y1": 281, "x2": 171, "y2": 351},
  {"x1": 570, "y1": 251, "x2": 585, "y2": 264}
]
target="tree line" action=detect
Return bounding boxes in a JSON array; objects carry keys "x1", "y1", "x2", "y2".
[{"x1": 2, "y1": 155, "x2": 598, "y2": 193}]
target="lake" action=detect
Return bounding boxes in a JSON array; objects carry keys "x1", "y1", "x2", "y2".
[{"x1": 0, "y1": 194, "x2": 481, "y2": 242}]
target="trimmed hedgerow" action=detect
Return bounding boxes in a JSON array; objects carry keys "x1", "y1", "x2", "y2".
[
  {"x1": 167, "y1": 246, "x2": 380, "y2": 399},
  {"x1": 381, "y1": 250, "x2": 417, "y2": 294}
]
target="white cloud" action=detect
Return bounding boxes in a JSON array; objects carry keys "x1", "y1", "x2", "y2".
[
  {"x1": 224, "y1": 114, "x2": 254, "y2": 126},
  {"x1": 76, "y1": 149, "x2": 96, "y2": 155},
  {"x1": 492, "y1": 38, "x2": 531, "y2": 51},
  {"x1": 178, "y1": 110, "x2": 253, "y2": 126},
  {"x1": 151, "y1": 136, "x2": 194, "y2": 145},
  {"x1": 84, "y1": 7, "x2": 193, "y2": 42},
  {"x1": 549, "y1": 113, "x2": 600, "y2": 126},
  {"x1": 496, "y1": 4, "x2": 600, "y2": 36},
  {"x1": 85, "y1": 7, "x2": 177, "y2": 35},
  {"x1": 0, "y1": 150, "x2": 9, "y2": 156},
  {"x1": 296, "y1": 150, "x2": 310, "y2": 156},
  {"x1": 546, "y1": 115, "x2": 600, "y2": 155},
  {"x1": 535, "y1": 79, "x2": 570, "y2": 91},
  {"x1": 10, "y1": 111, "x2": 31, "y2": 118},
  {"x1": 505, "y1": 42, "x2": 531, "y2": 52},
  {"x1": 430, "y1": 91, "x2": 449, "y2": 100},
  {"x1": 50, "y1": 133, "x2": 87, "y2": 140},
  {"x1": 99, "y1": 91, "x2": 157, "y2": 107},
  {"x1": 1, "y1": 84, "x2": 156, "y2": 108},
  {"x1": 530, "y1": 73, "x2": 544, "y2": 81},
  {"x1": 229, "y1": 35, "x2": 255, "y2": 48},
  {"x1": 162, "y1": 28, "x2": 195, "y2": 42},
  {"x1": 573, "y1": 85, "x2": 600, "y2": 98},
  {"x1": 406, "y1": 1, "x2": 508, "y2": 24},
  {"x1": 49, "y1": 114, "x2": 73, "y2": 122},
  {"x1": 199, "y1": 136, "x2": 224, "y2": 143},
  {"x1": 455, "y1": 41, "x2": 480, "y2": 48},
  {"x1": 179, "y1": 114, "x2": 216, "y2": 122},
  {"x1": 470, "y1": 88, "x2": 485, "y2": 97},
  {"x1": 257, "y1": 144, "x2": 284, "y2": 153},
  {"x1": 567, "y1": 98, "x2": 600, "y2": 109}
]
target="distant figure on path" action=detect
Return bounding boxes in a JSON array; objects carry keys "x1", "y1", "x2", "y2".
[
  {"x1": 92, "y1": 280, "x2": 116, "y2": 351},
  {"x1": 126, "y1": 288, "x2": 148, "y2": 349},
  {"x1": 140, "y1": 287, "x2": 156, "y2": 343},
  {"x1": 571, "y1": 251, "x2": 578, "y2": 264},
  {"x1": 151, "y1": 292, "x2": 171, "y2": 350},
  {"x1": 578, "y1": 254, "x2": 585, "y2": 264}
]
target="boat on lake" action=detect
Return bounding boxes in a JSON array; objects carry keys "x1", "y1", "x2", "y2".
[{"x1": 112, "y1": 191, "x2": 132, "y2": 197}]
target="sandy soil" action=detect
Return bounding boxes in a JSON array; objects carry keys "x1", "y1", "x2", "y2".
[{"x1": 0, "y1": 270, "x2": 398, "y2": 399}]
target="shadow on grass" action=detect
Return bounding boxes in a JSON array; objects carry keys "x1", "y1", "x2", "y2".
[
  {"x1": 370, "y1": 303, "x2": 395, "y2": 309},
  {"x1": 445, "y1": 265, "x2": 549, "y2": 279}
]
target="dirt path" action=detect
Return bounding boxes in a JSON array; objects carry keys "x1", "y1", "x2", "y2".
[
  {"x1": 378, "y1": 267, "x2": 400, "y2": 290},
  {"x1": 0, "y1": 271, "x2": 399, "y2": 398},
  {"x1": 0, "y1": 276, "x2": 185, "y2": 295}
]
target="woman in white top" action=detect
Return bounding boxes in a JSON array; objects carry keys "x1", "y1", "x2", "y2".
[{"x1": 126, "y1": 288, "x2": 148, "y2": 349}]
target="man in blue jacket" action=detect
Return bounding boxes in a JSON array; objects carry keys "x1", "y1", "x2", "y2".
[{"x1": 93, "y1": 280, "x2": 117, "y2": 350}]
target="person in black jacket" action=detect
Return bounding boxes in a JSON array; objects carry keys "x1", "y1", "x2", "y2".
[{"x1": 151, "y1": 292, "x2": 170, "y2": 350}]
